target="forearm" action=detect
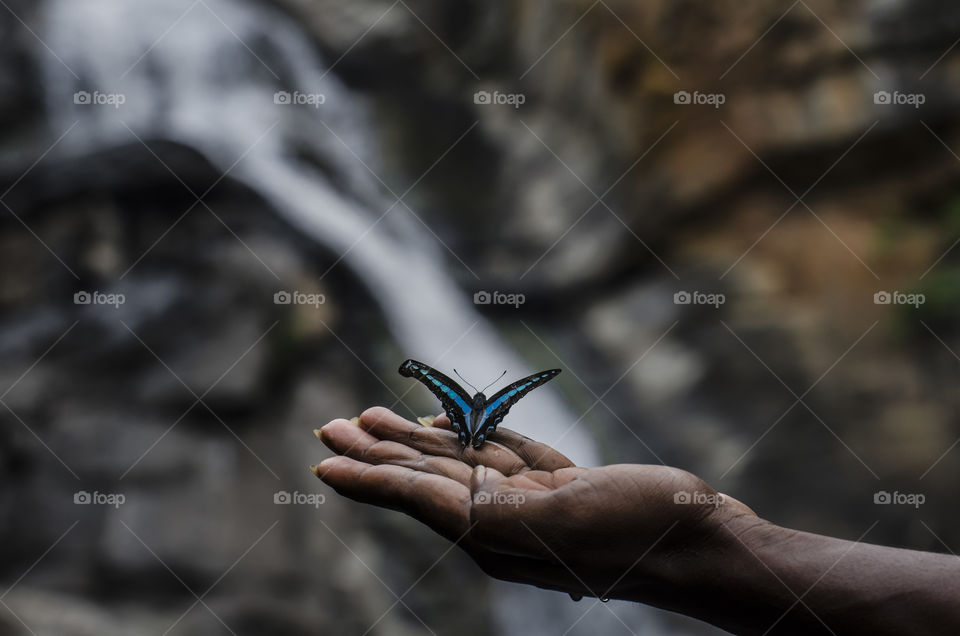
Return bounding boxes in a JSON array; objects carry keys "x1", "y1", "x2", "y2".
[{"x1": 651, "y1": 512, "x2": 960, "y2": 635}]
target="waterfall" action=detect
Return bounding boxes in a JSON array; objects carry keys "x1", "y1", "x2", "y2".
[
  {"x1": 36, "y1": 0, "x2": 691, "y2": 633},
  {"x1": 41, "y1": 0, "x2": 598, "y2": 465}
]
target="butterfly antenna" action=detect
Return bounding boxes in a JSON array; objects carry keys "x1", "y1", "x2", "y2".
[
  {"x1": 481, "y1": 370, "x2": 508, "y2": 393},
  {"x1": 453, "y1": 369, "x2": 480, "y2": 394}
]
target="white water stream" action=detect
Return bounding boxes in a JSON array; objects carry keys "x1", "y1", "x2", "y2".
[{"x1": 37, "y1": 1, "x2": 696, "y2": 633}]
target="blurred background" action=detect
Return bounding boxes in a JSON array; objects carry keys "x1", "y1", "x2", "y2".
[{"x1": 2, "y1": 0, "x2": 960, "y2": 634}]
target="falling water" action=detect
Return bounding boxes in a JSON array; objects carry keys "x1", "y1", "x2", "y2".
[
  {"x1": 40, "y1": 0, "x2": 598, "y2": 465},
  {"x1": 36, "y1": 0, "x2": 691, "y2": 633}
]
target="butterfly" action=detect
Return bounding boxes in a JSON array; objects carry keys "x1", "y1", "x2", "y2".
[{"x1": 398, "y1": 359, "x2": 561, "y2": 448}]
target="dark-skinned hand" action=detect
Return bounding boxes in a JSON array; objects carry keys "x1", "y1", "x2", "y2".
[{"x1": 312, "y1": 406, "x2": 757, "y2": 605}]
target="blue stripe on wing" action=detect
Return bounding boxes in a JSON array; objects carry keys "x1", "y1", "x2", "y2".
[
  {"x1": 421, "y1": 370, "x2": 471, "y2": 415},
  {"x1": 471, "y1": 370, "x2": 561, "y2": 447},
  {"x1": 399, "y1": 359, "x2": 477, "y2": 447},
  {"x1": 482, "y1": 372, "x2": 554, "y2": 416},
  {"x1": 400, "y1": 360, "x2": 561, "y2": 449}
]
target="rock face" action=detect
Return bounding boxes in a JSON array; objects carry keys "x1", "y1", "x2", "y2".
[{"x1": 2, "y1": 1, "x2": 960, "y2": 635}]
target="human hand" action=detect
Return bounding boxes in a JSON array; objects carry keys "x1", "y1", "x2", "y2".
[{"x1": 312, "y1": 407, "x2": 758, "y2": 604}]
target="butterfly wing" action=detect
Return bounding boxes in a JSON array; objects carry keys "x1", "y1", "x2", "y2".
[
  {"x1": 398, "y1": 359, "x2": 474, "y2": 446},
  {"x1": 472, "y1": 369, "x2": 561, "y2": 448}
]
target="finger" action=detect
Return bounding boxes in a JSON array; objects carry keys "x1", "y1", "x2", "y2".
[
  {"x1": 359, "y1": 407, "x2": 530, "y2": 476},
  {"x1": 471, "y1": 465, "x2": 571, "y2": 492},
  {"x1": 503, "y1": 467, "x2": 589, "y2": 490},
  {"x1": 548, "y1": 466, "x2": 590, "y2": 487},
  {"x1": 485, "y1": 428, "x2": 576, "y2": 471},
  {"x1": 469, "y1": 465, "x2": 578, "y2": 559},
  {"x1": 357, "y1": 409, "x2": 575, "y2": 472},
  {"x1": 318, "y1": 416, "x2": 359, "y2": 432},
  {"x1": 431, "y1": 412, "x2": 452, "y2": 430},
  {"x1": 317, "y1": 418, "x2": 379, "y2": 453},
  {"x1": 359, "y1": 406, "x2": 461, "y2": 450},
  {"x1": 319, "y1": 419, "x2": 473, "y2": 484},
  {"x1": 359, "y1": 406, "x2": 430, "y2": 436},
  {"x1": 313, "y1": 455, "x2": 471, "y2": 542}
]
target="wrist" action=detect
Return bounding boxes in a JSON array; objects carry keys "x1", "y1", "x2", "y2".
[
  {"x1": 640, "y1": 498, "x2": 805, "y2": 634},
  {"x1": 624, "y1": 490, "x2": 960, "y2": 636}
]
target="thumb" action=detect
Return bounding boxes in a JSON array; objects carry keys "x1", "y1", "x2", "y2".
[
  {"x1": 469, "y1": 464, "x2": 554, "y2": 557},
  {"x1": 470, "y1": 464, "x2": 508, "y2": 505}
]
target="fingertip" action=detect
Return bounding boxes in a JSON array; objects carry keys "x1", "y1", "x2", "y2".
[
  {"x1": 319, "y1": 420, "x2": 380, "y2": 456},
  {"x1": 473, "y1": 464, "x2": 487, "y2": 487},
  {"x1": 360, "y1": 406, "x2": 394, "y2": 425},
  {"x1": 313, "y1": 455, "x2": 357, "y2": 482},
  {"x1": 321, "y1": 417, "x2": 358, "y2": 438},
  {"x1": 471, "y1": 464, "x2": 507, "y2": 492},
  {"x1": 318, "y1": 455, "x2": 343, "y2": 469},
  {"x1": 316, "y1": 422, "x2": 342, "y2": 450},
  {"x1": 432, "y1": 413, "x2": 452, "y2": 430},
  {"x1": 359, "y1": 406, "x2": 419, "y2": 436}
]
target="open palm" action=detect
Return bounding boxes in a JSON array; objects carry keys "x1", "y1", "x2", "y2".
[{"x1": 314, "y1": 407, "x2": 753, "y2": 603}]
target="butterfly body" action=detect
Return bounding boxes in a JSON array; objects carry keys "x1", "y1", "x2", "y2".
[{"x1": 398, "y1": 359, "x2": 561, "y2": 448}]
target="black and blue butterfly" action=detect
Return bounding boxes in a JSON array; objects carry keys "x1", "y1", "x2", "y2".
[{"x1": 398, "y1": 359, "x2": 561, "y2": 449}]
